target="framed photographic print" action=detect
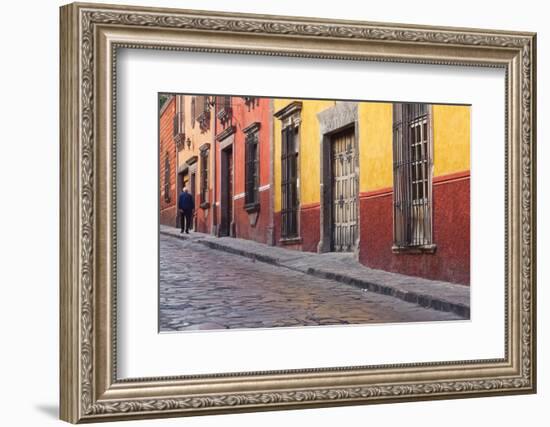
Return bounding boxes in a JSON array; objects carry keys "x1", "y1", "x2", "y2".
[{"x1": 59, "y1": 2, "x2": 537, "y2": 423}]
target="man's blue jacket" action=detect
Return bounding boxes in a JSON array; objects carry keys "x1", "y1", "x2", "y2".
[{"x1": 178, "y1": 191, "x2": 195, "y2": 211}]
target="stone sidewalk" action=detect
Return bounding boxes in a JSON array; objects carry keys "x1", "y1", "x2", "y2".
[{"x1": 160, "y1": 225, "x2": 470, "y2": 318}]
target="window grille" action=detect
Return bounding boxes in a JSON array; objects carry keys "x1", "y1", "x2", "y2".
[
  {"x1": 281, "y1": 126, "x2": 299, "y2": 238},
  {"x1": 392, "y1": 103, "x2": 433, "y2": 248},
  {"x1": 245, "y1": 131, "x2": 259, "y2": 206}
]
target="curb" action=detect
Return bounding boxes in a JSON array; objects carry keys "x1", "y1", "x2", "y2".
[
  {"x1": 306, "y1": 267, "x2": 470, "y2": 319},
  {"x1": 199, "y1": 239, "x2": 281, "y2": 266},
  {"x1": 160, "y1": 230, "x2": 282, "y2": 265},
  {"x1": 160, "y1": 230, "x2": 469, "y2": 319},
  {"x1": 159, "y1": 230, "x2": 193, "y2": 241}
]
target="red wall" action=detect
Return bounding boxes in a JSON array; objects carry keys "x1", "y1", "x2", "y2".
[
  {"x1": 232, "y1": 97, "x2": 271, "y2": 194},
  {"x1": 300, "y1": 203, "x2": 321, "y2": 252},
  {"x1": 195, "y1": 206, "x2": 210, "y2": 234},
  {"x1": 234, "y1": 190, "x2": 271, "y2": 243},
  {"x1": 213, "y1": 97, "x2": 272, "y2": 242},
  {"x1": 273, "y1": 203, "x2": 320, "y2": 253},
  {"x1": 359, "y1": 173, "x2": 470, "y2": 285},
  {"x1": 159, "y1": 97, "x2": 177, "y2": 227}
]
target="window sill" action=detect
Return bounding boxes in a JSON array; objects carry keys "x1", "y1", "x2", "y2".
[
  {"x1": 279, "y1": 236, "x2": 302, "y2": 246},
  {"x1": 244, "y1": 202, "x2": 260, "y2": 213},
  {"x1": 392, "y1": 244, "x2": 437, "y2": 254}
]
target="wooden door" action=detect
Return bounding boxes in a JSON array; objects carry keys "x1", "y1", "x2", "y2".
[{"x1": 331, "y1": 129, "x2": 357, "y2": 252}]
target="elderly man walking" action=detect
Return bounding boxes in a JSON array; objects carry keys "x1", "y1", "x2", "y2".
[{"x1": 178, "y1": 187, "x2": 195, "y2": 234}]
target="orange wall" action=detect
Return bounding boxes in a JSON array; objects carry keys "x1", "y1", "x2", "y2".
[{"x1": 159, "y1": 96, "x2": 177, "y2": 226}]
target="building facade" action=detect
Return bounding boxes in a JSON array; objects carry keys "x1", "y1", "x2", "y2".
[
  {"x1": 161, "y1": 94, "x2": 470, "y2": 285},
  {"x1": 358, "y1": 102, "x2": 470, "y2": 285},
  {"x1": 173, "y1": 94, "x2": 214, "y2": 234},
  {"x1": 273, "y1": 99, "x2": 470, "y2": 285},
  {"x1": 272, "y1": 99, "x2": 338, "y2": 252},
  {"x1": 159, "y1": 95, "x2": 177, "y2": 227},
  {"x1": 213, "y1": 96, "x2": 274, "y2": 244}
]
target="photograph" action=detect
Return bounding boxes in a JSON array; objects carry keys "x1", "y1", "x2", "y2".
[{"x1": 158, "y1": 94, "x2": 471, "y2": 332}]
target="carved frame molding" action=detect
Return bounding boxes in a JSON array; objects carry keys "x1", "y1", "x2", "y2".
[{"x1": 60, "y1": 2, "x2": 536, "y2": 423}]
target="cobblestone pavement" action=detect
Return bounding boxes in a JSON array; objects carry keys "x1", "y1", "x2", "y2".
[
  {"x1": 160, "y1": 234, "x2": 463, "y2": 331},
  {"x1": 160, "y1": 225, "x2": 470, "y2": 318}
]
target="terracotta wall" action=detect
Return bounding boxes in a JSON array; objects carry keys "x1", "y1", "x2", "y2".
[
  {"x1": 231, "y1": 97, "x2": 273, "y2": 244},
  {"x1": 159, "y1": 96, "x2": 177, "y2": 227}
]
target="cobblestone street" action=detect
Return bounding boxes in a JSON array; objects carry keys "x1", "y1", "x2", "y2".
[{"x1": 160, "y1": 234, "x2": 463, "y2": 331}]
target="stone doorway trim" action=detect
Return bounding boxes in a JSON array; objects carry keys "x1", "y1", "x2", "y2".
[{"x1": 317, "y1": 102, "x2": 360, "y2": 257}]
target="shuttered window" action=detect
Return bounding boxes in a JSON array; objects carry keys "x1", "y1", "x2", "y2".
[
  {"x1": 245, "y1": 131, "x2": 259, "y2": 206},
  {"x1": 281, "y1": 126, "x2": 299, "y2": 238},
  {"x1": 392, "y1": 103, "x2": 433, "y2": 249}
]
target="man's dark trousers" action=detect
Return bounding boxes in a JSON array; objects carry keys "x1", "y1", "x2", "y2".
[{"x1": 180, "y1": 209, "x2": 193, "y2": 233}]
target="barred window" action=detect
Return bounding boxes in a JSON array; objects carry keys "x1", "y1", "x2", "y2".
[
  {"x1": 281, "y1": 126, "x2": 299, "y2": 238},
  {"x1": 200, "y1": 148, "x2": 209, "y2": 204},
  {"x1": 392, "y1": 103, "x2": 434, "y2": 249},
  {"x1": 244, "y1": 130, "x2": 259, "y2": 207},
  {"x1": 163, "y1": 151, "x2": 171, "y2": 203}
]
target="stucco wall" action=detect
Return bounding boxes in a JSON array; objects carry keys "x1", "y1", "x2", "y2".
[
  {"x1": 273, "y1": 99, "x2": 336, "y2": 213},
  {"x1": 177, "y1": 95, "x2": 214, "y2": 234},
  {"x1": 358, "y1": 102, "x2": 393, "y2": 192},
  {"x1": 159, "y1": 96, "x2": 177, "y2": 227}
]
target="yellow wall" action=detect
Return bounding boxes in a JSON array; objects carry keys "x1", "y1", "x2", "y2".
[
  {"x1": 358, "y1": 103, "x2": 471, "y2": 193},
  {"x1": 358, "y1": 103, "x2": 393, "y2": 192},
  {"x1": 433, "y1": 105, "x2": 470, "y2": 176},
  {"x1": 273, "y1": 99, "x2": 335, "y2": 211},
  {"x1": 273, "y1": 100, "x2": 470, "y2": 209}
]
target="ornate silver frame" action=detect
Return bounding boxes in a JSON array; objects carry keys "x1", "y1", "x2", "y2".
[{"x1": 60, "y1": 2, "x2": 536, "y2": 423}]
